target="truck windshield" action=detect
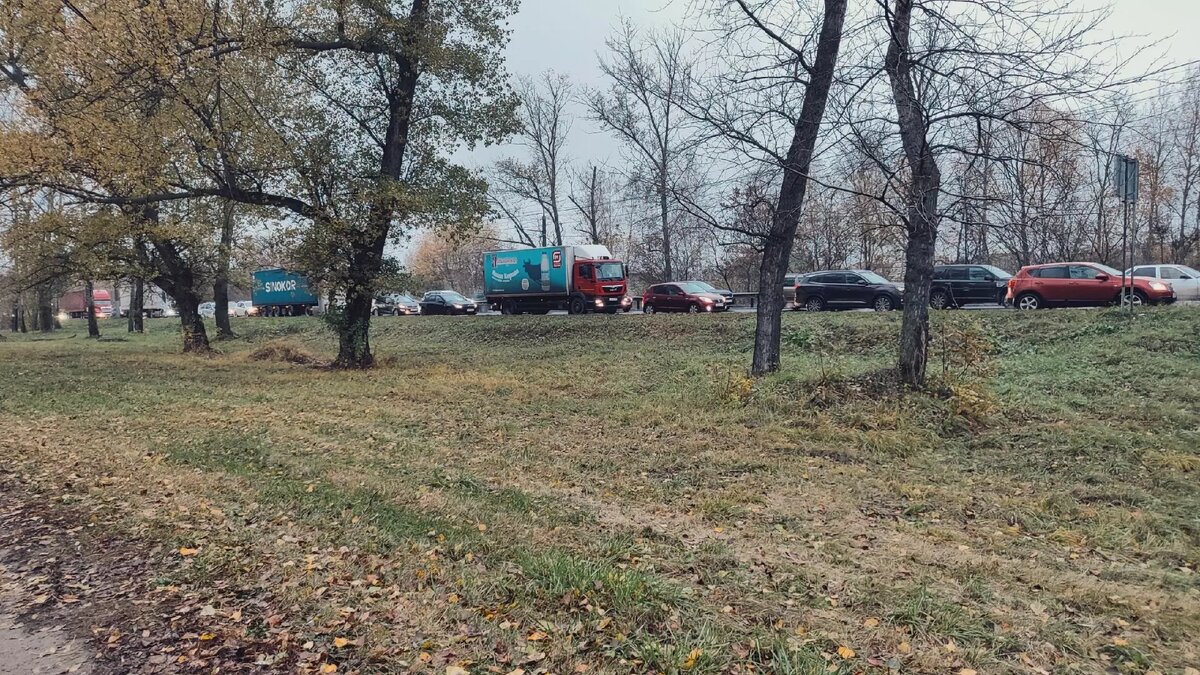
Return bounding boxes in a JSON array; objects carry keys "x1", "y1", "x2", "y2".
[{"x1": 595, "y1": 262, "x2": 624, "y2": 281}]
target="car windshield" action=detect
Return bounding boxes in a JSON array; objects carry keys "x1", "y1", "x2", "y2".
[
  {"x1": 441, "y1": 292, "x2": 469, "y2": 303},
  {"x1": 1180, "y1": 265, "x2": 1200, "y2": 278},
  {"x1": 982, "y1": 265, "x2": 1012, "y2": 279},
  {"x1": 397, "y1": 295, "x2": 415, "y2": 303},
  {"x1": 677, "y1": 282, "x2": 711, "y2": 294},
  {"x1": 690, "y1": 281, "x2": 718, "y2": 292},
  {"x1": 1091, "y1": 263, "x2": 1121, "y2": 276},
  {"x1": 856, "y1": 271, "x2": 891, "y2": 285},
  {"x1": 595, "y1": 262, "x2": 624, "y2": 281}
]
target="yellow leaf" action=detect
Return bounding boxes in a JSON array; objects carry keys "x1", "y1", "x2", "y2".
[
  {"x1": 333, "y1": 637, "x2": 349, "y2": 648},
  {"x1": 960, "y1": 670, "x2": 978, "y2": 675},
  {"x1": 418, "y1": 652, "x2": 432, "y2": 663},
  {"x1": 527, "y1": 631, "x2": 548, "y2": 641},
  {"x1": 448, "y1": 593, "x2": 460, "y2": 604},
  {"x1": 199, "y1": 633, "x2": 215, "y2": 641},
  {"x1": 681, "y1": 648, "x2": 703, "y2": 670},
  {"x1": 320, "y1": 665, "x2": 337, "y2": 674},
  {"x1": 863, "y1": 617, "x2": 880, "y2": 628},
  {"x1": 1112, "y1": 637, "x2": 1129, "y2": 646},
  {"x1": 476, "y1": 523, "x2": 488, "y2": 532},
  {"x1": 179, "y1": 547, "x2": 199, "y2": 556},
  {"x1": 898, "y1": 641, "x2": 912, "y2": 654},
  {"x1": 446, "y1": 667, "x2": 469, "y2": 675},
  {"x1": 836, "y1": 645, "x2": 855, "y2": 659}
]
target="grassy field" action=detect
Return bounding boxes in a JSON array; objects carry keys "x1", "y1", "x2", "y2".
[{"x1": 1, "y1": 308, "x2": 1198, "y2": 674}]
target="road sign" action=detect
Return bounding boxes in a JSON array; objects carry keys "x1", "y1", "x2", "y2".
[{"x1": 1112, "y1": 155, "x2": 1139, "y2": 203}]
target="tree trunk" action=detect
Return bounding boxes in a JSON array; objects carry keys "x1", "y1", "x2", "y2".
[
  {"x1": 334, "y1": 245, "x2": 382, "y2": 368},
  {"x1": 174, "y1": 289, "x2": 210, "y2": 353},
  {"x1": 750, "y1": 0, "x2": 848, "y2": 376},
  {"x1": 84, "y1": 281, "x2": 101, "y2": 339},
  {"x1": 36, "y1": 285, "x2": 53, "y2": 333},
  {"x1": 898, "y1": 176, "x2": 939, "y2": 386},
  {"x1": 129, "y1": 278, "x2": 145, "y2": 333},
  {"x1": 215, "y1": 200, "x2": 236, "y2": 339},
  {"x1": 886, "y1": 0, "x2": 941, "y2": 387}
]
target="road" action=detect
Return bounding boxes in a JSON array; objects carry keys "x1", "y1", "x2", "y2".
[{"x1": 470, "y1": 302, "x2": 1014, "y2": 316}]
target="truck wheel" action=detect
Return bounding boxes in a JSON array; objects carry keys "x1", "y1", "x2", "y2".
[
  {"x1": 569, "y1": 296, "x2": 587, "y2": 315},
  {"x1": 501, "y1": 300, "x2": 516, "y2": 315}
]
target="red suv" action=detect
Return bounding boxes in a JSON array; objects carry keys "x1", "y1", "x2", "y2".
[
  {"x1": 1006, "y1": 262, "x2": 1175, "y2": 309},
  {"x1": 642, "y1": 282, "x2": 729, "y2": 313}
]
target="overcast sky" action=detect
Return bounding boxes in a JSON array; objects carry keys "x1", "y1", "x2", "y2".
[{"x1": 478, "y1": 0, "x2": 1200, "y2": 169}]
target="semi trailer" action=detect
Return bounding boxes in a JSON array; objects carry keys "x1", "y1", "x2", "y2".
[
  {"x1": 483, "y1": 245, "x2": 631, "y2": 314},
  {"x1": 251, "y1": 268, "x2": 319, "y2": 316},
  {"x1": 59, "y1": 289, "x2": 114, "y2": 319}
]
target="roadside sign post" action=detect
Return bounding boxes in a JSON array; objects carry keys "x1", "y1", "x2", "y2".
[{"x1": 1112, "y1": 155, "x2": 1139, "y2": 315}]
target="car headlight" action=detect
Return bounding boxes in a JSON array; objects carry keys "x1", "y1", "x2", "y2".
[
  {"x1": 1149, "y1": 282, "x2": 1168, "y2": 292},
  {"x1": 700, "y1": 297, "x2": 714, "y2": 303},
  {"x1": 621, "y1": 296, "x2": 632, "y2": 304},
  {"x1": 453, "y1": 303, "x2": 463, "y2": 309}
]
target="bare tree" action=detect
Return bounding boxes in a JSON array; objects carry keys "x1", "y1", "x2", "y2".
[
  {"x1": 493, "y1": 71, "x2": 573, "y2": 247},
  {"x1": 862, "y1": 0, "x2": 1136, "y2": 386},
  {"x1": 589, "y1": 22, "x2": 697, "y2": 281},
  {"x1": 681, "y1": 0, "x2": 848, "y2": 374}
]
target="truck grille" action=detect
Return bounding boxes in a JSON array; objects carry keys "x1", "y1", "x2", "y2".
[{"x1": 602, "y1": 285, "x2": 623, "y2": 293}]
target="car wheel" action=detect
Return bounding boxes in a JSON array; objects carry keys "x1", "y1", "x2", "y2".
[
  {"x1": 688, "y1": 303, "x2": 700, "y2": 313},
  {"x1": 805, "y1": 296, "x2": 825, "y2": 312},
  {"x1": 644, "y1": 304, "x2": 655, "y2": 315},
  {"x1": 873, "y1": 295, "x2": 895, "y2": 312},
  {"x1": 1118, "y1": 289, "x2": 1147, "y2": 307},
  {"x1": 929, "y1": 290, "x2": 950, "y2": 310},
  {"x1": 1015, "y1": 292, "x2": 1041, "y2": 310},
  {"x1": 569, "y1": 296, "x2": 586, "y2": 315}
]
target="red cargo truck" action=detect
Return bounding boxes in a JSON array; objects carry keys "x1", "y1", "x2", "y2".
[{"x1": 59, "y1": 289, "x2": 115, "y2": 319}]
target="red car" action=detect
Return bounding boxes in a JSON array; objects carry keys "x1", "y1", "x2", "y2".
[
  {"x1": 642, "y1": 282, "x2": 729, "y2": 313},
  {"x1": 1006, "y1": 262, "x2": 1175, "y2": 310}
]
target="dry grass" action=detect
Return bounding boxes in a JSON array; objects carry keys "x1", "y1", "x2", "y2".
[{"x1": 0, "y1": 309, "x2": 1198, "y2": 674}]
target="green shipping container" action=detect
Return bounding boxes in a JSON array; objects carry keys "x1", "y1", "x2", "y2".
[
  {"x1": 252, "y1": 268, "x2": 319, "y2": 306},
  {"x1": 483, "y1": 247, "x2": 572, "y2": 297}
]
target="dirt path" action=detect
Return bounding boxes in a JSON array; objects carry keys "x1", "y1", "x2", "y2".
[{"x1": 0, "y1": 602, "x2": 92, "y2": 675}]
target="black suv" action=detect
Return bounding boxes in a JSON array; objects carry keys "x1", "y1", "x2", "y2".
[
  {"x1": 930, "y1": 264, "x2": 1011, "y2": 309},
  {"x1": 796, "y1": 270, "x2": 903, "y2": 312}
]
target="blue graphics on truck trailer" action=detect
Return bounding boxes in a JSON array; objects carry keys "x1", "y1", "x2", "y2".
[
  {"x1": 252, "y1": 268, "x2": 319, "y2": 306},
  {"x1": 484, "y1": 247, "x2": 572, "y2": 297}
]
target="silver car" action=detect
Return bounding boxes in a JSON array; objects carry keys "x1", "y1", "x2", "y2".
[{"x1": 1125, "y1": 264, "x2": 1200, "y2": 301}]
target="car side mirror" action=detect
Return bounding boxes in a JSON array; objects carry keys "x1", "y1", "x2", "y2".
[{"x1": 1095, "y1": 274, "x2": 1109, "y2": 282}]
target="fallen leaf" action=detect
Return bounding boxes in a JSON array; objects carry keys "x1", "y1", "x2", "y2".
[
  {"x1": 477, "y1": 523, "x2": 488, "y2": 532},
  {"x1": 527, "y1": 631, "x2": 548, "y2": 641},
  {"x1": 320, "y1": 665, "x2": 337, "y2": 674},
  {"x1": 1112, "y1": 637, "x2": 1129, "y2": 647},
  {"x1": 448, "y1": 593, "x2": 460, "y2": 604},
  {"x1": 333, "y1": 637, "x2": 350, "y2": 648},
  {"x1": 837, "y1": 645, "x2": 855, "y2": 659},
  {"x1": 446, "y1": 667, "x2": 469, "y2": 675},
  {"x1": 863, "y1": 617, "x2": 880, "y2": 628},
  {"x1": 199, "y1": 633, "x2": 215, "y2": 641},
  {"x1": 178, "y1": 547, "x2": 199, "y2": 557},
  {"x1": 898, "y1": 641, "x2": 912, "y2": 654},
  {"x1": 681, "y1": 648, "x2": 703, "y2": 670},
  {"x1": 960, "y1": 670, "x2": 978, "y2": 675}
]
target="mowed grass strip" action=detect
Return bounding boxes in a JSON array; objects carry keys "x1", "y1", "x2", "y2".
[{"x1": 1, "y1": 308, "x2": 1198, "y2": 673}]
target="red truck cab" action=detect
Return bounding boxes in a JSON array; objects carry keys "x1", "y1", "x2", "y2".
[{"x1": 573, "y1": 257, "x2": 631, "y2": 313}]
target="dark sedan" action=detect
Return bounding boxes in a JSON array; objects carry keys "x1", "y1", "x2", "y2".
[
  {"x1": 929, "y1": 264, "x2": 1011, "y2": 309},
  {"x1": 375, "y1": 293, "x2": 421, "y2": 315},
  {"x1": 419, "y1": 290, "x2": 478, "y2": 315},
  {"x1": 796, "y1": 270, "x2": 903, "y2": 312}
]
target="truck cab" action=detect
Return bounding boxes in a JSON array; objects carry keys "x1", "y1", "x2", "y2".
[{"x1": 573, "y1": 257, "x2": 630, "y2": 313}]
